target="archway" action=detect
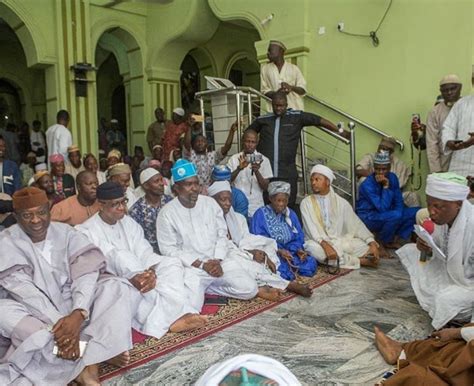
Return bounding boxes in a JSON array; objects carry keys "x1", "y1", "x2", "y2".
[
  {"x1": 180, "y1": 54, "x2": 201, "y2": 112},
  {"x1": 227, "y1": 56, "x2": 260, "y2": 90},
  {"x1": 0, "y1": 17, "x2": 45, "y2": 129},
  {"x1": 94, "y1": 27, "x2": 144, "y2": 155},
  {"x1": 0, "y1": 79, "x2": 22, "y2": 127}
]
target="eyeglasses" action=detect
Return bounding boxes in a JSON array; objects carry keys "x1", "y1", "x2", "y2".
[
  {"x1": 100, "y1": 198, "x2": 128, "y2": 209},
  {"x1": 19, "y1": 207, "x2": 49, "y2": 221}
]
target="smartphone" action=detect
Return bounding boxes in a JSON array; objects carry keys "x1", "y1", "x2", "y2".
[{"x1": 53, "y1": 341, "x2": 88, "y2": 358}]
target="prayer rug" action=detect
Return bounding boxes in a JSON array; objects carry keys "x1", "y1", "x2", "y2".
[{"x1": 99, "y1": 268, "x2": 352, "y2": 380}]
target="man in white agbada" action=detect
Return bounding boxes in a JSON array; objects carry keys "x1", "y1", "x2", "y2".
[
  {"x1": 301, "y1": 165, "x2": 381, "y2": 269},
  {"x1": 260, "y1": 40, "x2": 306, "y2": 111},
  {"x1": 0, "y1": 187, "x2": 135, "y2": 385},
  {"x1": 76, "y1": 181, "x2": 207, "y2": 339},
  {"x1": 442, "y1": 94, "x2": 474, "y2": 177},
  {"x1": 107, "y1": 162, "x2": 137, "y2": 208},
  {"x1": 396, "y1": 172, "x2": 474, "y2": 329},
  {"x1": 208, "y1": 180, "x2": 312, "y2": 300},
  {"x1": 157, "y1": 159, "x2": 258, "y2": 310}
]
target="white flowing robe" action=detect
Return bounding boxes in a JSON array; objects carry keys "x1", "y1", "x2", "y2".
[
  {"x1": 76, "y1": 213, "x2": 197, "y2": 339},
  {"x1": 225, "y1": 208, "x2": 289, "y2": 290},
  {"x1": 157, "y1": 195, "x2": 258, "y2": 310},
  {"x1": 397, "y1": 200, "x2": 474, "y2": 329},
  {"x1": 260, "y1": 61, "x2": 306, "y2": 111},
  {"x1": 0, "y1": 222, "x2": 134, "y2": 385},
  {"x1": 442, "y1": 94, "x2": 474, "y2": 177},
  {"x1": 301, "y1": 189, "x2": 374, "y2": 269}
]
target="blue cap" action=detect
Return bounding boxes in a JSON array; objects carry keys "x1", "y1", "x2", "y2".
[
  {"x1": 171, "y1": 159, "x2": 197, "y2": 182},
  {"x1": 212, "y1": 165, "x2": 231, "y2": 181}
]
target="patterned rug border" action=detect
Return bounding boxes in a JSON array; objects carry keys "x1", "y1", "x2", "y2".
[{"x1": 100, "y1": 269, "x2": 352, "y2": 381}]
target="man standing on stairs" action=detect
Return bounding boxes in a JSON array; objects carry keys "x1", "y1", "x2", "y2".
[
  {"x1": 261, "y1": 40, "x2": 307, "y2": 111},
  {"x1": 247, "y1": 92, "x2": 346, "y2": 209}
]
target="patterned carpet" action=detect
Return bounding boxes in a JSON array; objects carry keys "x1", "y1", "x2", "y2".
[{"x1": 99, "y1": 269, "x2": 352, "y2": 380}]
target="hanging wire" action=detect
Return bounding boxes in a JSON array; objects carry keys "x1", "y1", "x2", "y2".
[{"x1": 338, "y1": 0, "x2": 393, "y2": 47}]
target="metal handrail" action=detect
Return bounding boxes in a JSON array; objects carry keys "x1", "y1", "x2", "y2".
[{"x1": 305, "y1": 93, "x2": 404, "y2": 151}]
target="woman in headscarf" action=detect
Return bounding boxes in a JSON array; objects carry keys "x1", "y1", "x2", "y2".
[{"x1": 250, "y1": 181, "x2": 317, "y2": 280}]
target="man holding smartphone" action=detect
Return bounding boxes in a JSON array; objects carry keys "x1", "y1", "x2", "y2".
[{"x1": 442, "y1": 91, "x2": 474, "y2": 177}]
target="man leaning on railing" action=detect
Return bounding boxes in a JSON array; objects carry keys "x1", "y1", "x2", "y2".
[{"x1": 246, "y1": 92, "x2": 349, "y2": 209}]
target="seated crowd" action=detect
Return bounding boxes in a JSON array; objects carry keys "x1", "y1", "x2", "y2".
[{"x1": 0, "y1": 85, "x2": 473, "y2": 384}]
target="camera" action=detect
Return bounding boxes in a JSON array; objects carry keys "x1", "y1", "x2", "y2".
[{"x1": 245, "y1": 153, "x2": 263, "y2": 164}]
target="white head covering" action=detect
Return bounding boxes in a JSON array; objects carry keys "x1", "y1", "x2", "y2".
[
  {"x1": 439, "y1": 74, "x2": 461, "y2": 86},
  {"x1": 310, "y1": 164, "x2": 335, "y2": 183},
  {"x1": 207, "y1": 180, "x2": 231, "y2": 197},
  {"x1": 34, "y1": 163, "x2": 47, "y2": 172},
  {"x1": 173, "y1": 107, "x2": 185, "y2": 117},
  {"x1": 195, "y1": 354, "x2": 301, "y2": 386},
  {"x1": 268, "y1": 181, "x2": 291, "y2": 196},
  {"x1": 425, "y1": 172, "x2": 469, "y2": 201},
  {"x1": 140, "y1": 167, "x2": 160, "y2": 185}
]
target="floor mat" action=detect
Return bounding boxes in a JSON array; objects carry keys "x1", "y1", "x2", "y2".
[{"x1": 99, "y1": 269, "x2": 352, "y2": 380}]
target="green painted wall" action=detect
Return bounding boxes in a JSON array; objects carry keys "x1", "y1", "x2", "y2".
[{"x1": 0, "y1": 0, "x2": 472, "y2": 193}]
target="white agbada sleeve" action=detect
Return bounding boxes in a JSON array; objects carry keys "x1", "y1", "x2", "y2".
[
  {"x1": 260, "y1": 64, "x2": 272, "y2": 95},
  {"x1": 441, "y1": 103, "x2": 460, "y2": 155},
  {"x1": 76, "y1": 216, "x2": 146, "y2": 279}
]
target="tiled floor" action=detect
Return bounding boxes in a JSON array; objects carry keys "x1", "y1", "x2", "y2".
[{"x1": 105, "y1": 259, "x2": 432, "y2": 385}]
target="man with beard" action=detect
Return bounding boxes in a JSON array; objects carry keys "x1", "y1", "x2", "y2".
[
  {"x1": 51, "y1": 171, "x2": 100, "y2": 225},
  {"x1": 157, "y1": 159, "x2": 258, "y2": 311}
]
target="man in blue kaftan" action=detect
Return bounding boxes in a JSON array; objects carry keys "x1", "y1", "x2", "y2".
[
  {"x1": 356, "y1": 151, "x2": 419, "y2": 248},
  {"x1": 251, "y1": 181, "x2": 317, "y2": 280}
]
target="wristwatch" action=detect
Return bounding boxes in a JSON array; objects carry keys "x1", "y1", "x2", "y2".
[{"x1": 76, "y1": 309, "x2": 89, "y2": 321}]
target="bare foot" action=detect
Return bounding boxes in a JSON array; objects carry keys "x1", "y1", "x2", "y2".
[
  {"x1": 106, "y1": 351, "x2": 130, "y2": 368},
  {"x1": 383, "y1": 241, "x2": 402, "y2": 250},
  {"x1": 169, "y1": 313, "x2": 208, "y2": 333},
  {"x1": 374, "y1": 326, "x2": 403, "y2": 365},
  {"x1": 257, "y1": 286, "x2": 284, "y2": 301},
  {"x1": 75, "y1": 364, "x2": 101, "y2": 386},
  {"x1": 360, "y1": 257, "x2": 379, "y2": 268},
  {"x1": 286, "y1": 281, "x2": 312, "y2": 297},
  {"x1": 378, "y1": 244, "x2": 392, "y2": 259}
]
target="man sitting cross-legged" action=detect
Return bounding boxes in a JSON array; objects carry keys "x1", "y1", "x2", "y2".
[
  {"x1": 208, "y1": 180, "x2": 312, "y2": 300},
  {"x1": 301, "y1": 164, "x2": 380, "y2": 269},
  {"x1": 251, "y1": 181, "x2": 318, "y2": 281},
  {"x1": 0, "y1": 187, "x2": 135, "y2": 385},
  {"x1": 51, "y1": 170, "x2": 100, "y2": 226},
  {"x1": 157, "y1": 159, "x2": 259, "y2": 312},
  {"x1": 77, "y1": 181, "x2": 207, "y2": 339}
]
